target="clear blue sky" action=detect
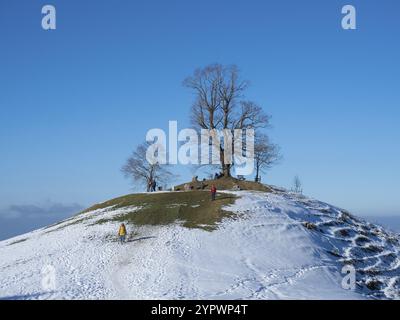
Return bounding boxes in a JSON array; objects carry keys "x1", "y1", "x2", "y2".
[{"x1": 0, "y1": 0, "x2": 399, "y2": 223}]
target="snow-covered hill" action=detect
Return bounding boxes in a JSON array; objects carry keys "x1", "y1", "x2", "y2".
[{"x1": 0, "y1": 190, "x2": 399, "y2": 300}]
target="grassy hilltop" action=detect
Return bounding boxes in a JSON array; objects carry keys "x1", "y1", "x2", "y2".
[{"x1": 82, "y1": 177, "x2": 269, "y2": 231}]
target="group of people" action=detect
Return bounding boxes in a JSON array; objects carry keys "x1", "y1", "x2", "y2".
[
  {"x1": 148, "y1": 179, "x2": 157, "y2": 192},
  {"x1": 214, "y1": 172, "x2": 224, "y2": 180}
]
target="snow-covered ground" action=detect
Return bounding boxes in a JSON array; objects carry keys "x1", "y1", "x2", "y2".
[{"x1": 0, "y1": 190, "x2": 399, "y2": 300}]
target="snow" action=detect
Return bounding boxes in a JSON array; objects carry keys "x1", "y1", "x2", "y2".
[{"x1": 0, "y1": 190, "x2": 399, "y2": 300}]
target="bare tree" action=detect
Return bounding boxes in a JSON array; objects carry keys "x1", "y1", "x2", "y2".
[
  {"x1": 292, "y1": 175, "x2": 303, "y2": 194},
  {"x1": 183, "y1": 64, "x2": 270, "y2": 177},
  {"x1": 254, "y1": 133, "x2": 281, "y2": 182},
  {"x1": 122, "y1": 142, "x2": 173, "y2": 192}
]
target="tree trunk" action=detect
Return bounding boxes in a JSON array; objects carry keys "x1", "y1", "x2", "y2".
[
  {"x1": 222, "y1": 164, "x2": 231, "y2": 177},
  {"x1": 255, "y1": 165, "x2": 260, "y2": 182},
  {"x1": 220, "y1": 148, "x2": 231, "y2": 177}
]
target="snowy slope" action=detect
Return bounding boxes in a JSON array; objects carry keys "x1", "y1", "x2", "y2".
[{"x1": 0, "y1": 190, "x2": 399, "y2": 300}]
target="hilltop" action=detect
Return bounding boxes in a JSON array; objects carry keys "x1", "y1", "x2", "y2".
[{"x1": 174, "y1": 176, "x2": 272, "y2": 192}]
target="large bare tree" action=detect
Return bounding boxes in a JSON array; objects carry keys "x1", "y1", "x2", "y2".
[
  {"x1": 254, "y1": 133, "x2": 281, "y2": 182},
  {"x1": 183, "y1": 64, "x2": 270, "y2": 177},
  {"x1": 122, "y1": 142, "x2": 173, "y2": 192}
]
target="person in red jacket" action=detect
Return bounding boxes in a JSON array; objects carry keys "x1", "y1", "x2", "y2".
[{"x1": 211, "y1": 184, "x2": 217, "y2": 201}]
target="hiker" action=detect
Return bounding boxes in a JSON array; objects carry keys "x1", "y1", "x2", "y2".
[
  {"x1": 152, "y1": 179, "x2": 157, "y2": 192},
  {"x1": 118, "y1": 223, "x2": 127, "y2": 244},
  {"x1": 211, "y1": 184, "x2": 217, "y2": 201}
]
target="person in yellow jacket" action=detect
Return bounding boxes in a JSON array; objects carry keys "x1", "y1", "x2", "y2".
[{"x1": 118, "y1": 223, "x2": 127, "y2": 244}]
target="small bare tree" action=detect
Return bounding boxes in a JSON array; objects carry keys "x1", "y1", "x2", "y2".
[
  {"x1": 292, "y1": 175, "x2": 303, "y2": 194},
  {"x1": 183, "y1": 64, "x2": 270, "y2": 177},
  {"x1": 122, "y1": 142, "x2": 173, "y2": 192},
  {"x1": 254, "y1": 133, "x2": 281, "y2": 182}
]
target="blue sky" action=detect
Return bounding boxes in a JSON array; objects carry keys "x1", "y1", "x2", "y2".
[{"x1": 0, "y1": 0, "x2": 399, "y2": 236}]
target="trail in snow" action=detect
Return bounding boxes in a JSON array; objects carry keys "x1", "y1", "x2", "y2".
[{"x1": 0, "y1": 190, "x2": 399, "y2": 299}]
